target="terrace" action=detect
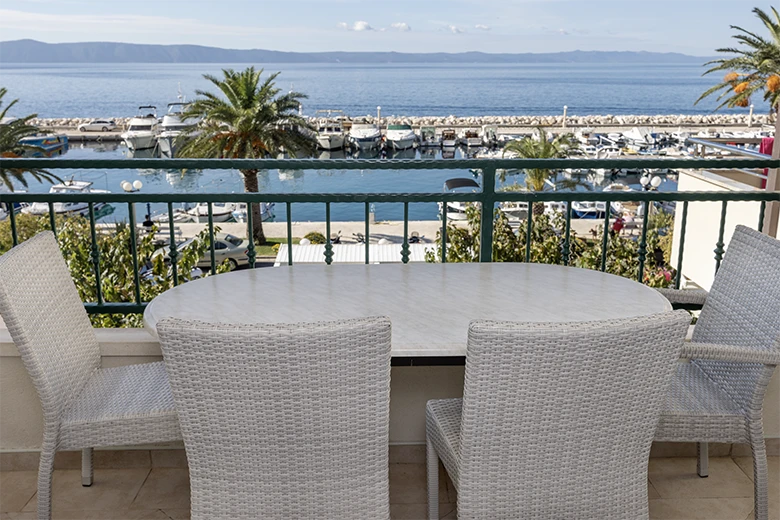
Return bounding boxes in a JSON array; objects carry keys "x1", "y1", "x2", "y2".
[{"x1": 1, "y1": 153, "x2": 779, "y2": 519}]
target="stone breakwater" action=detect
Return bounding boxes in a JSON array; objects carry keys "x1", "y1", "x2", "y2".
[{"x1": 31, "y1": 113, "x2": 770, "y2": 128}]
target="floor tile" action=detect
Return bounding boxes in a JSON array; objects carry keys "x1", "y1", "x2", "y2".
[
  {"x1": 160, "y1": 509, "x2": 190, "y2": 520},
  {"x1": 130, "y1": 469, "x2": 190, "y2": 510},
  {"x1": 734, "y1": 456, "x2": 780, "y2": 520},
  {"x1": 649, "y1": 498, "x2": 754, "y2": 519},
  {"x1": 389, "y1": 463, "x2": 449, "y2": 505},
  {"x1": 389, "y1": 503, "x2": 455, "y2": 520},
  {"x1": 648, "y1": 479, "x2": 661, "y2": 500},
  {"x1": 649, "y1": 458, "x2": 754, "y2": 499},
  {"x1": 0, "y1": 471, "x2": 37, "y2": 512},
  {"x1": 150, "y1": 450, "x2": 187, "y2": 469},
  {"x1": 5, "y1": 512, "x2": 168, "y2": 520},
  {"x1": 21, "y1": 468, "x2": 150, "y2": 512}
]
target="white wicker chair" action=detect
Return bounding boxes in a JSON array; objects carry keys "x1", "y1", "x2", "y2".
[
  {"x1": 426, "y1": 311, "x2": 691, "y2": 520},
  {"x1": 655, "y1": 225, "x2": 780, "y2": 520},
  {"x1": 156, "y1": 316, "x2": 392, "y2": 520},
  {"x1": 0, "y1": 231, "x2": 181, "y2": 520}
]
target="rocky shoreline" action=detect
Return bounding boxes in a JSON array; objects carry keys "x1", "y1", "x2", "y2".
[{"x1": 31, "y1": 113, "x2": 771, "y2": 129}]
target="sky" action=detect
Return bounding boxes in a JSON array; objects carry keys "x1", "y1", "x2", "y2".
[{"x1": 0, "y1": 0, "x2": 769, "y2": 56}]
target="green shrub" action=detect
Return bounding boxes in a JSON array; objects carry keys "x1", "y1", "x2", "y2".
[{"x1": 303, "y1": 231, "x2": 327, "y2": 244}]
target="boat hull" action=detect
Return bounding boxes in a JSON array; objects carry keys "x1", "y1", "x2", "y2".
[
  {"x1": 387, "y1": 137, "x2": 416, "y2": 150},
  {"x1": 122, "y1": 132, "x2": 157, "y2": 151},
  {"x1": 317, "y1": 134, "x2": 345, "y2": 150}
]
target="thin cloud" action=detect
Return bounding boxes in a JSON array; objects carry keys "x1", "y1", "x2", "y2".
[
  {"x1": 446, "y1": 25, "x2": 464, "y2": 34},
  {"x1": 475, "y1": 24, "x2": 491, "y2": 31},
  {"x1": 390, "y1": 22, "x2": 411, "y2": 32},
  {"x1": 558, "y1": 28, "x2": 569, "y2": 35},
  {"x1": 337, "y1": 20, "x2": 374, "y2": 31}
]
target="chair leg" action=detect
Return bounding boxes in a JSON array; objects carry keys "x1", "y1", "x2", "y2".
[
  {"x1": 751, "y1": 438, "x2": 769, "y2": 520},
  {"x1": 37, "y1": 447, "x2": 55, "y2": 520},
  {"x1": 81, "y1": 448, "x2": 93, "y2": 486},
  {"x1": 696, "y1": 442, "x2": 708, "y2": 478},
  {"x1": 427, "y1": 438, "x2": 440, "y2": 520}
]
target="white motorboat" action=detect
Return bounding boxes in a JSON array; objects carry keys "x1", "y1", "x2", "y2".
[
  {"x1": 418, "y1": 126, "x2": 441, "y2": 148},
  {"x1": 385, "y1": 124, "x2": 416, "y2": 150},
  {"x1": 438, "y1": 178, "x2": 480, "y2": 221},
  {"x1": 22, "y1": 180, "x2": 110, "y2": 217},
  {"x1": 155, "y1": 202, "x2": 240, "y2": 224},
  {"x1": 121, "y1": 106, "x2": 159, "y2": 151},
  {"x1": 481, "y1": 125, "x2": 498, "y2": 147},
  {"x1": 157, "y1": 101, "x2": 190, "y2": 157},
  {"x1": 230, "y1": 202, "x2": 276, "y2": 223},
  {"x1": 441, "y1": 128, "x2": 458, "y2": 147},
  {"x1": 348, "y1": 123, "x2": 382, "y2": 150},
  {"x1": 498, "y1": 200, "x2": 529, "y2": 221},
  {"x1": 459, "y1": 129, "x2": 482, "y2": 147},
  {"x1": 314, "y1": 110, "x2": 346, "y2": 150}
]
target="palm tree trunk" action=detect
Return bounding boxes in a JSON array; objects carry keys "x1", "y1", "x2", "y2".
[{"x1": 240, "y1": 169, "x2": 267, "y2": 245}]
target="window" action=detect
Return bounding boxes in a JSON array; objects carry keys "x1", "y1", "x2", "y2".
[
  {"x1": 225, "y1": 235, "x2": 243, "y2": 247},
  {"x1": 214, "y1": 241, "x2": 228, "y2": 250}
]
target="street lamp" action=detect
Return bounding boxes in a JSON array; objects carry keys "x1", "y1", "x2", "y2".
[
  {"x1": 639, "y1": 174, "x2": 662, "y2": 191},
  {"x1": 120, "y1": 180, "x2": 153, "y2": 230}
]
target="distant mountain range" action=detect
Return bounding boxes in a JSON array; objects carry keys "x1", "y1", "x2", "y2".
[{"x1": 0, "y1": 40, "x2": 710, "y2": 64}]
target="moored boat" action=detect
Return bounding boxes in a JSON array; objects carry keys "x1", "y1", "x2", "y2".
[
  {"x1": 348, "y1": 123, "x2": 382, "y2": 150},
  {"x1": 385, "y1": 124, "x2": 416, "y2": 150},
  {"x1": 314, "y1": 110, "x2": 346, "y2": 150},
  {"x1": 157, "y1": 100, "x2": 191, "y2": 157},
  {"x1": 22, "y1": 179, "x2": 110, "y2": 217},
  {"x1": 121, "y1": 106, "x2": 159, "y2": 151}
]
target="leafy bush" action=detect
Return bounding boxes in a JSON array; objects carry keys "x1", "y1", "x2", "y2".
[
  {"x1": 0, "y1": 213, "x2": 231, "y2": 327},
  {"x1": 425, "y1": 204, "x2": 676, "y2": 288},
  {"x1": 303, "y1": 231, "x2": 327, "y2": 244}
]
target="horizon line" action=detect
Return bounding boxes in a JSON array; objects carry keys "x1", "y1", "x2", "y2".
[{"x1": 0, "y1": 39, "x2": 715, "y2": 59}]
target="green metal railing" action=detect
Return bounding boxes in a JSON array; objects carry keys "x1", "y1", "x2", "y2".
[{"x1": 1, "y1": 156, "x2": 779, "y2": 315}]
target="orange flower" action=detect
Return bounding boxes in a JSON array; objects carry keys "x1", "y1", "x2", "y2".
[
  {"x1": 767, "y1": 75, "x2": 780, "y2": 92},
  {"x1": 735, "y1": 98, "x2": 750, "y2": 107},
  {"x1": 724, "y1": 72, "x2": 739, "y2": 82},
  {"x1": 734, "y1": 82, "x2": 750, "y2": 94}
]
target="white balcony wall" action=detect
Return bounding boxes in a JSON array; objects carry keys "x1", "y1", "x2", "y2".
[{"x1": 671, "y1": 169, "x2": 777, "y2": 291}]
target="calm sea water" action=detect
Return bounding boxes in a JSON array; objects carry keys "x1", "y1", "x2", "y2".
[
  {"x1": 1, "y1": 62, "x2": 706, "y2": 221},
  {"x1": 0, "y1": 62, "x2": 763, "y2": 118}
]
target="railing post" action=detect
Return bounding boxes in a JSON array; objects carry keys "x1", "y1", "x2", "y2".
[
  {"x1": 563, "y1": 201, "x2": 572, "y2": 266},
  {"x1": 207, "y1": 202, "x2": 216, "y2": 273},
  {"x1": 247, "y1": 202, "x2": 257, "y2": 268},
  {"x1": 127, "y1": 202, "x2": 141, "y2": 305},
  {"x1": 524, "y1": 208, "x2": 533, "y2": 263},
  {"x1": 401, "y1": 202, "x2": 410, "y2": 264},
  {"x1": 714, "y1": 201, "x2": 728, "y2": 272},
  {"x1": 285, "y1": 202, "x2": 292, "y2": 266},
  {"x1": 324, "y1": 202, "x2": 333, "y2": 265},
  {"x1": 88, "y1": 203, "x2": 103, "y2": 304},
  {"x1": 479, "y1": 167, "x2": 496, "y2": 262},
  {"x1": 166, "y1": 202, "x2": 178, "y2": 286},
  {"x1": 675, "y1": 201, "x2": 689, "y2": 289},
  {"x1": 637, "y1": 201, "x2": 650, "y2": 283}
]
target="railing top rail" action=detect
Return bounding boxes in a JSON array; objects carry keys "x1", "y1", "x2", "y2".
[
  {"x1": 1, "y1": 157, "x2": 779, "y2": 171},
  {"x1": 3, "y1": 190, "x2": 779, "y2": 203}
]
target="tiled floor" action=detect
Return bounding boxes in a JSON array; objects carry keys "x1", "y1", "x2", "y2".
[{"x1": 1, "y1": 456, "x2": 777, "y2": 519}]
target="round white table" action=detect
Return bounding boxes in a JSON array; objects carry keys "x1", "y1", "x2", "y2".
[{"x1": 143, "y1": 263, "x2": 671, "y2": 362}]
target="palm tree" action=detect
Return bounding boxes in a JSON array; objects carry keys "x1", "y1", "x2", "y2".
[
  {"x1": 176, "y1": 67, "x2": 317, "y2": 244},
  {"x1": 502, "y1": 128, "x2": 581, "y2": 214},
  {"x1": 696, "y1": 7, "x2": 780, "y2": 112},
  {"x1": 0, "y1": 88, "x2": 60, "y2": 191}
]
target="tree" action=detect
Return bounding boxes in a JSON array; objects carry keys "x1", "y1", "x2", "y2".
[
  {"x1": 425, "y1": 205, "x2": 676, "y2": 288},
  {"x1": 501, "y1": 127, "x2": 582, "y2": 214},
  {"x1": 176, "y1": 68, "x2": 317, "y2": 243},
  {"x1": 0, "y1": 88, "x2": 61, "y2": 190},
  {"x1": 697, "y1": 7, "x2": 780, "y2": 112}
]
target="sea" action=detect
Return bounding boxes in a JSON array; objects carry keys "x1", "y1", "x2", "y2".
[{"x1": 0, "y1": 62, "x2": 754, "y2": 222}]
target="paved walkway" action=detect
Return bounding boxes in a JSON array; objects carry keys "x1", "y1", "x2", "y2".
[{"x1": 1, "y1": 454, "x2": 777, "y2": 519}]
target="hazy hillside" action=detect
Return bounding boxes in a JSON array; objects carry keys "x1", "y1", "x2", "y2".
[{"x1": 0, "y1": 40, "x2": 709, "y2": 64}]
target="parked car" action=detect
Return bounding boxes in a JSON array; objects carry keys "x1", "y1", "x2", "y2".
[
  {"x1": 152, "y1": 233, "x2": 251, "y2": 270},
  {"x1": 78, "y1": 120, "x2": 117, "y2": 132}
]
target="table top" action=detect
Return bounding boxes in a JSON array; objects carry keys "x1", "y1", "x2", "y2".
[{"x1": 143, "y1": 263, "x2": 671, "y2": 358}]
